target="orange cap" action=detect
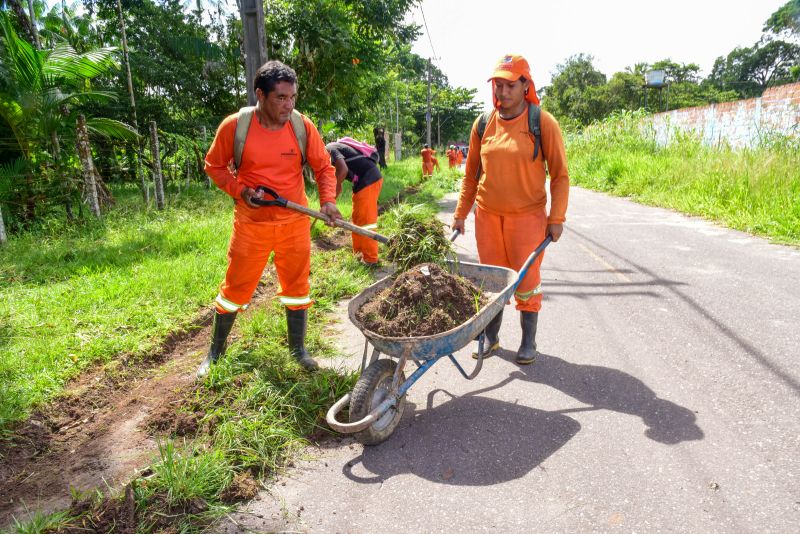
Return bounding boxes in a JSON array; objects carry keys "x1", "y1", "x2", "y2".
[
  {"x1": 488, "y1": 54, "x2": 530, "y2": 82},
  {"x1": 489, "y1": 53, "x2": 540, "y2": 107}
]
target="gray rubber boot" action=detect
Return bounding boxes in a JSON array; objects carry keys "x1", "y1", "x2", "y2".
[
  {"x1": 515, "y1": 311, "x2": 539, "y2": 365},
  {"x1": 286, "y1": 308, "x2": 319, "y2": 371},
  {"x1": 196, "y1": 310, "x2": 237, "y2": 379},
  {"x1": 472, "y1": 309, "x2": 503, "y2": 359}
]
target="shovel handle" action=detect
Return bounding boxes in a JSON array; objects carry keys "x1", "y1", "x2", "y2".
[
  {"x1": 252, "y1": 186, "x2": 390, "y2": 244},
  {"x1": 284, "y1": 200, "x2": 390, "y2": 244}
]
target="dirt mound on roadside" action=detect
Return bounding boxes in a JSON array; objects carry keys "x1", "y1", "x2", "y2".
[
  {"x1": 356, "y1": 263, "x2": 486, "y2": 337},
  {"x1": 220, "y1": 471, "x2": 260, "y2": 504}
]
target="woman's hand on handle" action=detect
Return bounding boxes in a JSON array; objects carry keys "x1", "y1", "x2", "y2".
[
  {"x1": 547, "y1": 223, "x2": 563, "y2": 242},
  {"x1": 320, "y1": 202, "x2": 343, "y2": 227},
  {"x1": 452, "y1": 218, "x2": 466, "y2": 235}
]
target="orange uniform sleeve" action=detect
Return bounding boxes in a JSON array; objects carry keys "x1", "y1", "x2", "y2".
[
  {"x1": 301, "y1": 115, "x2": 337, "y2": 205},
  {"x1": 204, "y1": 113, "x2": 245, "y2": 200},
  {"x1": 540, "y1": 111, "x2": 570, "y2": 224},
  {"x1": 454, "y1": 117, "x2": 482, "y2": 219}
]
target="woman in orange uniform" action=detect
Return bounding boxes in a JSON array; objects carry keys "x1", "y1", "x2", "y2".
[
  {"x1": 447, "y1": 145, "x2": 458, "y2": 168},
  {"x1": 326, "y1": 141, "x2": 383, "y2": 266},
  {"x1": 452, "y1": 54, "x2": 569, "y2": 365},
  {"x1": 420, "y1": 143, "x2": 436, "y2": 179}
]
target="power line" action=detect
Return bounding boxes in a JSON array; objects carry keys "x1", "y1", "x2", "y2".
[{"x1": 418, "y1": 4, "x2": 437, "y2": 61}]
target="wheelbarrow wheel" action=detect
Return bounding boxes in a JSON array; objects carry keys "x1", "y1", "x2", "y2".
[{"x1": 350, "y1": 359, "x2": 406, "y2": 445}]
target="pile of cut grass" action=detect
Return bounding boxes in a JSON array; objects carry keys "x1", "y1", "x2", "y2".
[{"x1": 383, "y1": 204, "x2": 455, "y2": 272}]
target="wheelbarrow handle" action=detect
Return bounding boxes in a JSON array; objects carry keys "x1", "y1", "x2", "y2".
[
  {"x1": 513, "y1": 235, "x2": 553, "y2": 290},
  {"x1": 252, "y1": 186, "x2": 390, "y2": 244},
  {"x1": 449, "y1": 229, "x2": 460, "y2": 242}
]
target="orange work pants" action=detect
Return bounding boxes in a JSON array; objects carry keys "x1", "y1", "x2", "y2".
[
  {"x1": 422, "y1": 162, "x2": 433, "y2": 177},
  {"x1": 215, "y1": 216, "x2": 312, "y2": 313},
  {"x1": 351, "y1": 179, "x2": 383, "y2": 263},
  {"x1": 474, "y1": 206, "x2": 547, "y2": 312}
]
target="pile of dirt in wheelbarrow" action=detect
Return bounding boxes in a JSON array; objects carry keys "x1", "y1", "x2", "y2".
[{"x1": 356, "y1": 263, "x2": 487, "y2": 337}]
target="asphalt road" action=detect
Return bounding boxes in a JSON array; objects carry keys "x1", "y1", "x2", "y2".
[{"x1": 223, "y1": 186, "x2": 800, "y2": 533}]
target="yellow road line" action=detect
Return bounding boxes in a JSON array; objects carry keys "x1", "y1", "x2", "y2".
[{"x1": 578, "y1": 243, "x2": 633, "y2": 282}]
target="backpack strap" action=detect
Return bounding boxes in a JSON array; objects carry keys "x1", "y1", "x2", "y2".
[
  {"x1": 233, "y1": 106, "x2": 255, "y2": 170},
  {"x1": 474, "y1": 110, "x2": 494, "y2": 181},
  {"x1": 528, "y1": 103, "x2": 542, "y2": 161},
  {"x1": 233, "y1": 107, "x2": 308, "y2": 170},
  {"x1": 476, "y1": 110, "x2": 493, "y2": 141},
  {"x1": 288, "y1": 110, "x2": 307, "y2": 165}
]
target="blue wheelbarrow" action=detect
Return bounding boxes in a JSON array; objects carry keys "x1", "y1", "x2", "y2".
[{"x1": 326, "y1": 234, "x2": 552, "y2": 445}]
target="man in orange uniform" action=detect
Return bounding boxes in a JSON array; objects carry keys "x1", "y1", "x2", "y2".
[
  {"x1": 325, "y1": 141, "x2": 383, "y2": 266},
  {"x1": 452, "y1": 54, "x2": 569, "y2": 365},
  {"x1": 455, "y1": 146, "x2": 464, "y2": 167},
  {"x1": 420, "y1": 143, "x2": 435, "y2": 179},
  {"x1": 446, "y1": 145, "x2": 458, "y2": 168},
  {"x1": 198, "y1": 60, "x2": 342, "y2": 377}
]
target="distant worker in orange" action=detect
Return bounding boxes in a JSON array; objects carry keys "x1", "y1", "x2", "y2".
[
  {"x1": 447, "y1": 145, "x2": 458, "y2": 168},
  {"x1": 199, "y1": 60, "x2": 342, "y2": 378},
  {"x1": 420, "y1": 143, "x2": 437, "y2": 179},
  {"x1": 452, "y1": 53, "x2": 569, "y2": 365},
  {"x1": 325, "y1": 141, "x2": 383, "y2": 266},
  {"x1": 455, "y1": 146, "x2": 464, "y2": 166}
]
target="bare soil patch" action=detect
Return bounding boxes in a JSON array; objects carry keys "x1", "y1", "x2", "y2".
[{"x1": 356, "y1": 263, "x2": 486, "y2": 337}]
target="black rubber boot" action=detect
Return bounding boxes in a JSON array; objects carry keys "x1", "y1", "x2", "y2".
[
  {"x1": 286, "y1": 308, "x2": 319, "y2": 371},
  {"x1": 515, "y1": 311, "x2": 539, "y2": 365},
  {"x1": 196, "y1": 310, "x2": 237, "y2": 378},
  {"x1": 472, "y1": 309, "x2": 503, "y2": 359}
]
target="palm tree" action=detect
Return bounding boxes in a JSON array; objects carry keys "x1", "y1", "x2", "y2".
[{"x1": 0, "y1": 11, "x2": 138, "y2": 226}]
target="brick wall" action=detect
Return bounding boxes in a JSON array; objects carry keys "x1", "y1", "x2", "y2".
[{"x1": 649, "y1": 82, "x2": 800, "y2": 147}]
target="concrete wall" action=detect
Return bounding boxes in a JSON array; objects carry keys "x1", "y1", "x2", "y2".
[{"x1": 649, "y1": 82, "x2": 800, "y2": 148}]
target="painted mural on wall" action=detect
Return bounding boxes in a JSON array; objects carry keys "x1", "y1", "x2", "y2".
[{"x1": 650, "y1": 83, "x2": 800, "y2": 148}]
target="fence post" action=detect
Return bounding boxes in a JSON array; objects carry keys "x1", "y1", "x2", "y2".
[
  {"x1": 150, "y1": 121, "x2": 165, "y2": 210},
  {"x1": 0, "y1": 204, "x2": 7, "y2": 245},
  {"x1": 76, "y1": 114, "x2": 102, "y2": 217},
  {"x1": 201, "y1": 126, "x2": 210, "y2": 189},
  {"x1": 394, "y1": 132, "x2": 402, "y2": 162}
]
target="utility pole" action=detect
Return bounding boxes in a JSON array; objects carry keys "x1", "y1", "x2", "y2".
[
  {"x1": 426, "y1": 58, "x2": 432, "y2": 146},
  {"x1": 394, "y1": 88, "x2": 402, "y2": 162},
  {"x1": 240, "y1": 0, "x2": 267, "y2": 105}
]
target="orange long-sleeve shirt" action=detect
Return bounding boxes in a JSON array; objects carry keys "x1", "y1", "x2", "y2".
[
  {"x1": 421, "y1": 148, "x2": 435, "y2": 164},
  {"x1": 455, "y1": 108, "x2": 569, "y2": 224},
  {"x1": 205, "y1": 111, "x2": 336, "y2": 224}
]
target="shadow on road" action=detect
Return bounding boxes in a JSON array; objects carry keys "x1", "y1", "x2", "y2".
[
  {"x1": 342, "y1": 394, "x2": 580, "y2": 486},
  {"x1": 516, "y1": 351, "x2": 704, "y2": 445},
  {"x1": 341, "y1": 348, "x2": 702, "y2": 486}
]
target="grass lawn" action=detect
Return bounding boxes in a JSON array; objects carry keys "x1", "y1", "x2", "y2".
[{"x1": 566, "y1": 112, "x2": 800, "y2": 245}]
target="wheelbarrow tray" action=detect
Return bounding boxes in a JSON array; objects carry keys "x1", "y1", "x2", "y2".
[{"x1": 348, "y1": 260, "x2": 517, "y2": 362}]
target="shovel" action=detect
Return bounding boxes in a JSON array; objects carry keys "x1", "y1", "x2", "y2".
[{"x1": 251, "y1": 185, "x2": 390, "y2": 244}]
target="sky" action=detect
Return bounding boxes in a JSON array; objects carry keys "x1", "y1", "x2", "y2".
[{"x1": 408, "y1": 0, "x2": 790, "y2": 109}]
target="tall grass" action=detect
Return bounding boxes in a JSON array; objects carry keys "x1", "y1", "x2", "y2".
[{"x1": 567, "y1": 111, "x2": 800, "y2": 244}]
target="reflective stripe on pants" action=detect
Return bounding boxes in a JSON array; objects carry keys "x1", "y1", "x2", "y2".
[
  {"x1": 218, "y1": 216, "x2": 313, "y2": 312},
  {"x1": 475, "y1": 206, "x2": 547, "y2": 312}
]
